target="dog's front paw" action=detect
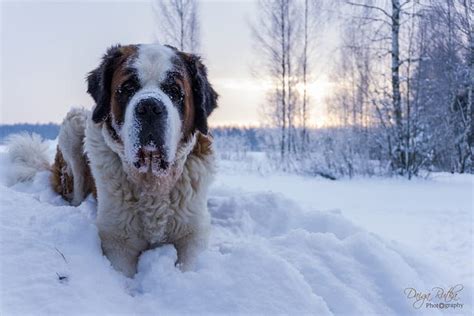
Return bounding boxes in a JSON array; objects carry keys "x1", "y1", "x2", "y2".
[{"x1": 105, "y1": 249, "x2": 138, "y2": 278}]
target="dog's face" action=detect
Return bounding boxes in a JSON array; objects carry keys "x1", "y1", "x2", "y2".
[{"x1": 87, "y1": 44, "x2": 217, "y2": 175}]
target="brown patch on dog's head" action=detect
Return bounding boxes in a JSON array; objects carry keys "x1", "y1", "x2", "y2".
[
  {"x1": 176, "y1": 51, "x2": 218, "y2": 135},
  {"x1": 168, "y1": 70, "x2": 196, "y2": 139},
  {"x1": 109, "y1": 46, "x2": 139, "y2": 125},
  {"x1": 87, "y1": 45, "x2": 139, "y2": 125}
]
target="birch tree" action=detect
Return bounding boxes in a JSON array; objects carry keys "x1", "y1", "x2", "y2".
[
  {"x1": 299, "y1": 0, "x2": 323, "y2": 148},
  {"x1": 153, "y1": 0, "x2": 200, "y2": 52},
  {"x1": 253, "y1": 0, "x2": 325, "y2": 166},
  {"x1": 343, "y1": 0, "x2": 425, "y2": 175},
  {"x1": 252, "y1": 0, "x2": 301, "y2": 163}
]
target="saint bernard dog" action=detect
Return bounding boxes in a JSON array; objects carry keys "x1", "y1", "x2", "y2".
[{"x1": 8, "y1": 43, "x2": 218, "y2": 277}]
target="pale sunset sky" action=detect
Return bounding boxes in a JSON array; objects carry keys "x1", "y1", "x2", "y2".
[{"x1": 0, "y1": 0, "x2": 338, "y2": 127}]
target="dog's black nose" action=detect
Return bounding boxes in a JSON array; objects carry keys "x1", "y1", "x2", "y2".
[
  {"x1": 136, "y1": 98, "x2": 167, "y2": 152},
  {"x1": 135, "y1": 98, "x2": 165, "y2": 119}
]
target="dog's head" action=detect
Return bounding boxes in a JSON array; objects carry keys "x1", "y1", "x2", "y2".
[{"x1": 87, "y1": 44, "x2": 217, "y2": 175}]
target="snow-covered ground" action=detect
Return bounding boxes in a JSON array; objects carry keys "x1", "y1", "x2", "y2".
[{"x1": 0, "y1": 144, "x2": 472, "y2": 315}]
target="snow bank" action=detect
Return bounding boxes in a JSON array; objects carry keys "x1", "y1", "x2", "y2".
[{"x1": 0, "y1": 147, "x2": 471, "y2": 315}]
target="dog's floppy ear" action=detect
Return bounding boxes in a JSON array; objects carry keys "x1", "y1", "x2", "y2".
[
  {"x1": 87, "y1": 45, "x2": 123, "y2": 123},
  {"x1": 180, "y1": 53, "x2": 218, "y2": 134}
]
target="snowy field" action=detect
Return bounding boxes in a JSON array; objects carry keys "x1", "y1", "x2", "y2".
[{"x1": 0, "y1": 143, "x2": 472, "y2": 315}]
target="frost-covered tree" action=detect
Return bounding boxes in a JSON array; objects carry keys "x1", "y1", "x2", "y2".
[
  {"x1": 251, "y1": 0, "x2": 300, "y2": 162},
  {"x1": 325, "y1": 0, "x2": 473, "y2": 177},
  {"x1": 413, "y1": 0, "x2": 473, "y2": 173},
  {"x1": 252, "y1": 0, "x2": 323, "y2": 165},
  {"x1": 299, "y1": 0, "x2": 323, "y2": 148},
  {"x1": 344, "y1": 0, "x2": 416, "y2": 174}
]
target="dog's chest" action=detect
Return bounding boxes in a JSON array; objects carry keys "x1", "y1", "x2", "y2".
[{"x1": 132, "y1": 191, "x2": 191, "y2": 245}]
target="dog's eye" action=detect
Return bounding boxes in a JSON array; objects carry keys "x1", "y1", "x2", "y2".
[
  {"x1": 162, "y1": 84, "x2": 184, "y2": 103},
  {"x1": 116, "y1": 80, "x2": 138, "y2": 97}
]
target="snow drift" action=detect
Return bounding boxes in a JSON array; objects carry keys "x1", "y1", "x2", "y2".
[{"x1": 0, "y1": 141, "x2": 471, "y2": 315}]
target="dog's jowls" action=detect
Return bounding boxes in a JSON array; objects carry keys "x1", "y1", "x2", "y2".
[{"x1": 22, "y1": 43, "x2": 219, "y2": 277}]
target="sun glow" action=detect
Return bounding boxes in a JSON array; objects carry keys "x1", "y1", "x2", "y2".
[
  {"x1": 211, "y1": 75, "x2": 335, "y2": 128},
  {"x1": 213, "y1": 75, "x2": 334, "y2": 98},
  {"x1": 296, "y1": 75, "x2": 334, "y2": 102}
]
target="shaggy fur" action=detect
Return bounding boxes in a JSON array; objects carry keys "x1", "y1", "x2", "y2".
[
  {"x1": 7, "y1": 43, "x2": 218, "y2": 278},
  {"x1": 83, "y1": 111, "x2": 215, "y2": 276},
  {"x1": 7, "y1": 110, "x2": 215, "y2": 277}
]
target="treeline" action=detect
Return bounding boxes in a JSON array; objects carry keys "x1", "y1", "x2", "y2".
[
  {"x1": 1, "y1": 122, "x2": 470, "y2": 178},
  {"x1": 211, "y1": 127, "x2": 264, "y2": 151},
  {"x1": 0, "y1": 123, "x2": 60, "y2": 142}
]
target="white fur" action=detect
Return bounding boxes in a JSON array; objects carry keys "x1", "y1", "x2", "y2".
[
  {"x1": 133, "y1": 44, "x2": 175, "y2": 84},
  {"x1": 121, "y1": 44, "x2": 182, "y2": 166},
  {"x1": 5, "y1": 133, "x2": 50, "y2": 186},
  {"x1": 121, "y1": 94, "x2": 141, "y2": 165},
  {"x1": 121, "y1": 89, "x2": 181, "y2": 166},
  {"x1": 84, "y1": 112, "x2": 215, "y2": 277},
  {"x1": 57, "y1": 108, "x2": 89, "y2": 206}
]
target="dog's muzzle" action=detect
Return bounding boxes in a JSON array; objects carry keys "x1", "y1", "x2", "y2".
[{"x1": 133, "y1": 97, "x2": 169, "y2": 171}]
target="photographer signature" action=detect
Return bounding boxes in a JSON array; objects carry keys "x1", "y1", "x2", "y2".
[{"x1": 404, "y1": 284, "x2": 463, "y2": 309}]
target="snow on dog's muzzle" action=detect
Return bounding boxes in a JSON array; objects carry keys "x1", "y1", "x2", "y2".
[
  {"x1": 122, "y1": 88, "x2": 182, "y2": 176},
  {"x1": 133, "y1": 97, "x2": 169, "y2": 173}
]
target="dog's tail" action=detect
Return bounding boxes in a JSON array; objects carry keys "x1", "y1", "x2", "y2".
[{"x1": 4, "y1": 133, "x2": 51, "y2": 185}]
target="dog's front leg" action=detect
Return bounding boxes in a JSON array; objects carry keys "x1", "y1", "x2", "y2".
[
  {"x1": 99, "y1": 229, "x2": 147, "y2": 278},
  {"x1": 173, "y1": 229, "x2": 209, "y2": 271}
]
